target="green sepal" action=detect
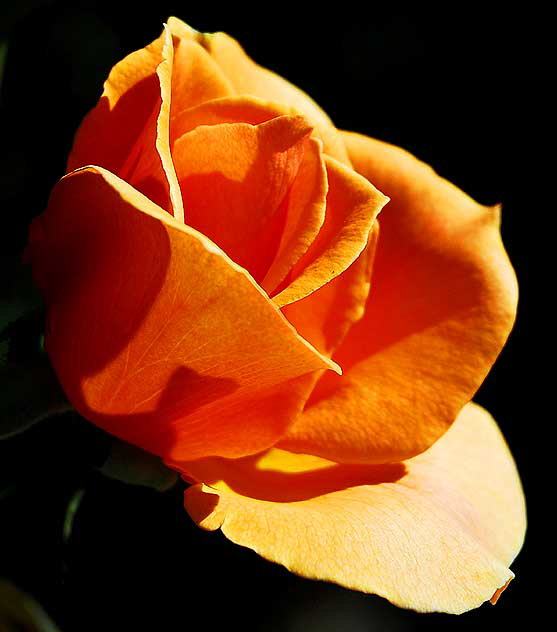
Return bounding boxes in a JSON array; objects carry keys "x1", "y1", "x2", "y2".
[{"x1": 99, "y1": 439, "x2": 179, "y2": 492}]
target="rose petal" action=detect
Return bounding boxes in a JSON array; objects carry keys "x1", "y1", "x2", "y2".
[
  {"x1": 180, "y1": 403, "x2": 526, "y2": 614},
  {"x1": 125, "y1": 25, "x2": 184, "y2": 219},
  {"x1": 169, "y1": 33, "x2": 233, "y2": 119},
  {"x1": 260, "y1": 135, "x2": 328, "y2": 295},
  {"x1": 272, "y1": 156, "x2": 387, "y2": 308},
  {"x1": 171, "y1": 95, "x2": 298, "y2": 140},
  {"x1": 170, "y1": 96, "x2": 328, "y2": 294},
  {"x1": 281, "y1": 222, "x2": 379, "y2": 357},
  {"x1": 279, "y1": 133, "x2": 518, "y2": 463},
  {"x1": 27, "y1": 166, "x2": 339, "y2": 461},
  {"x1": 166, "y1": 16, "x2": 350, "y2": 164},
  {"x1": 172, "y1": 115, "x2": 317, "y2": 284},
  {"x1": 67, "y1": 29, "x2": 164, "y2": 175},
  {"x1": 157, "y1": 27, "x2": 184, "y2": 221},
  {"x1": 66, "y1": 26, "x2": 182, "y2": 217}
]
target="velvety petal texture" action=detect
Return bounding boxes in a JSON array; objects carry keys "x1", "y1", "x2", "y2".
[
  {"x1": 280, "y1": 133, "x2": 518, "y2": 463},
  {"x1": 179, "y1": 403, "x2": 525, "y2": 614},
  {"x1": 27, "y1": 167, "x2": 338, "y2": 462}
]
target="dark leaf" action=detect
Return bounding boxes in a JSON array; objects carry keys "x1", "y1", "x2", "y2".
[
  {"x1": 0, "y1": 580, "x2": 62, "y2": 631},
  {"x1": 0, "y1": 258, "x2": 42, "y2": 337},
  {"x1": 0, "y1": 356, "x2": 70, "y2": 439}
]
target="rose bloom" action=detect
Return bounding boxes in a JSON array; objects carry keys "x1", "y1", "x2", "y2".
[{"x1": 26, "y1": 18, "x2": 525, "y2": 613}]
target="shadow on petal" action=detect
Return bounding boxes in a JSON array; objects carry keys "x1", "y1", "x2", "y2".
[
  {"x1": 179, "y1": 449, "x2": 407, "y2": 502},
  {"x1": 79, "y1": 365, "x2": 238, "y2": 458}
]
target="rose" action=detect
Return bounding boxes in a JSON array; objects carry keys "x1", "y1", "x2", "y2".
[{"x1": 26, "y1": 17, "x2": 525, "y2": 613}]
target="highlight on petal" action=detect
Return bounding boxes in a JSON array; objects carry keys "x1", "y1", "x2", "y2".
[
  {"x1": 123, "y1": 25, "x2": 184, "y2": 218},
  {"x1": 179, "y1": 403, "x2": 526, "y2": 614},
  {"x1": 166, "y1": 16, "x2": 350, "y2": 164},
  {"x1": 26, "y1": 166, "x2": 339, "y2": 462},
  {"x1": 279, "y1": 133, "x2": 518, "y2": 464},
  {"x1": 153, "y1": 26, "x2": 184, "y2": 220},
  {"x1": 172, "y1": 115, "x2": 318, "y2": 284}
]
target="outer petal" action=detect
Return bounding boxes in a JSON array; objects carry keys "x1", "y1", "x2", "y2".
[
  {"x1": 124, "y1": 26, "x2": 184, "y2": 219},
  {"x1": 173, "y1": 115, "x2": 315, "y2": 284},
  {"x1": 67, "y1": 30, "x2": 164, "y2": 175},
  {"x1": 180, "y1": 403, "x2": 526, "y2": 614},
  {"x1": 166, "y1": 17, "x2": 350, "y2": 164},
  {"x1": 67, "y1": 26, "x2": 183, "y2": 218},
  {"x1": 26, "y1": 167, "x2": 338, "y2": 461},
  {"x1": 280, "y1": 133, "x2": 518, "y2": 463}
]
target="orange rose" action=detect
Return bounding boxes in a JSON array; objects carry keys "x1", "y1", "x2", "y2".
[{"x1": 26, "y1": 18, "x2": 525, "y2": 613}]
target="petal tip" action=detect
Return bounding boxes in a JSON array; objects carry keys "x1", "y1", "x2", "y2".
[
  {"x1": 488, "y1": 202, "x2": 503, "y2": 228},
  {"x1": 489, "y1": 575, "x2": 513, "y2": 605}
]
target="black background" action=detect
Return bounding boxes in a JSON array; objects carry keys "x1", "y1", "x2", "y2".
[{"x1": 0, "y1": 2, "x2": 535, "y2": 630}]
